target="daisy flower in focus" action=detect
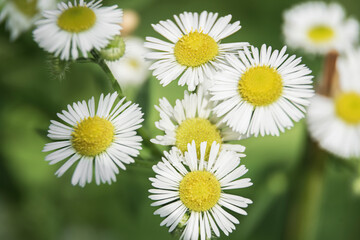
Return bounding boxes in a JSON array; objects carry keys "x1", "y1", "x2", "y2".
[
  {"x1": 307, "y1": 50, "x2": 360, "y2": 158},
  {"x1": 0, "y1": 0, "x2": 56, "y2": 40},
  {"x1": 145, "y1": 11, "x2": 248, "y2": 91},
  {"x1": 33, "y1": 0, "x2": 123, "y2": 60},
  {"x1": 283, "y1": 2, "x2": 359, "y2": 55},
  {"x1": 106, "y1": 37, "x2": 150, "y2": 90},
  {"x1": 149, "y1": 141, "x2": 252, "y2": 240},
  {"x1": 210, "y1": 44, "x2": 314, "y2": 137},
  {"x1": 43, "y1": 92, "x2": 143, "y2": 187},
  {"x1": 151, "y1": 89, "x2": 246, "y2": 158}
]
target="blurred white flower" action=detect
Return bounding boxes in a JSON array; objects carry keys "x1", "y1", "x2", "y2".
[
  {"x1": 33, "y1": 0, "x2": 122, "y2": 60},
  {"x1": 283, "y1": 2, "x2": 359, "y2": 55},
  {"x1": 43, "y1": 92, "x2": 143, "y2": 187},
  {"x1": 0, "y1": 0, "x2": 56, "y2": 40},
  {"x1": 307, "y1": 50, "x2": 360, "y2": 159},
  {"x1": 149, "y1": 141, "x2": 252, "y2": 240},
  {"x1": 106, "y1": 37, "x2": 150, "y2": 90}
]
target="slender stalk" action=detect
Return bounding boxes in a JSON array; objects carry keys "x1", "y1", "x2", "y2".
[
  {"x1": 90, "y1": 49, "x2": 124, "y2": 98},
  {"x1": 90, "y1": 49, "x2": 164, "y2": 160},
  {"x1": 283, "y1": 51, "x2": 339, "y2": 240},
  {"x1": 283, "y1": 135, "x2": 326, "y2": 240}
]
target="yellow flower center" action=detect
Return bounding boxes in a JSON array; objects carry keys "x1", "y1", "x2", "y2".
[
  {"x1": 71, "y1": 116, "x2": 114, "y2": 156},
  {"x1": 179, "y1": 171, "x2": 221, "y2": 212},
  {"x1": 238, "y1": 66, "x2": 283, "y2": 106},
  {"x1": 308, "y1": 25, "x2": 335, "y2": 43},
  {"x1": 57, "y1": 6, "x2": 96, "y2": 33},
  {"x1": 335, "y1": 92, "x2": 360, "y2": 124},
  {"x1": 13, "y1": 0, "x2": 38, "y2": 17},
  {"x1": 175, "y1": 118, "x2": 222, "y2": 157},
  {"x1": 174, "y1": 31, "x2": 219, "y2": 67}
]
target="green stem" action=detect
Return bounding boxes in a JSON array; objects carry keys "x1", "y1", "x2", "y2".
[
  {"x1": 90, "y1": 49, "x2": 124, "y2": 98},
  {"x1": 283, "y1": 134, "x2": 326, "y2": 240},
  {"x1": 90, "y1": 49, "x2": 163, "y2": 160}
]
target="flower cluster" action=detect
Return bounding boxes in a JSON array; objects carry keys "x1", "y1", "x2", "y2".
[{"x1": 146, "y1": 10, "x2": 314, "y2": 239}]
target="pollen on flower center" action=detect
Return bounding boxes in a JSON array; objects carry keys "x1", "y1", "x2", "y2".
[
  {"x1": 71, "y1": 116, "x2": 114, "y2": 156},
  {"x1": 238, "y1": 66, "x2": 283, "y2": 106},
  {"x1": 174, "y1": 31, "x2": 219, "y2": 67},
  {"x1": 57, "y1": 6, "x2": 96, "y2": 33},
  {"x1": 179, "y1": 171, "x2": 221, "y2": 212},
  {"x1": 175, "y1": 118, "x2": 222, "y2": 158},
  {"x1": 307, "y1": 25, "x2": 335, "y2": 43},
  {"x1": 335, "y1": 92, "x2": 360, "y2": 124},
  {"x1": 13, "y1": 0, "x2": 38, "y2": 17}
]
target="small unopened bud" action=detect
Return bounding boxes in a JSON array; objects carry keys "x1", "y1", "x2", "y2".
[
  {"x1": 100, "y1": 35, "x2": 126, "y2": 61},
  {"x1": 121, "y1": 10, "x2": 140, "y2": 36}
]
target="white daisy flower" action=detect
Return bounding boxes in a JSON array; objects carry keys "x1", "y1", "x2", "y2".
[
  {"x1": 210, "y1": 44, "x2": 314, "y2": 137},
  {"x1": 0, "y1": 0, "x2": 56, "y2": 40},
  {"x1": 151, "y1": 89, "x2": 246, "y2": 158},
  {"x1": 149, "y1": 141, "x2": 253, "y2": 240},
  {"x1": 43, "y1": 92, "x2": 144, "y2": 187},
  {"x1": 283, "y1": 1, "x2": 359, "y2": 55},
  {"x1": 307, "y1": 50, "x2": 360, "y2": 158},
  {"x1": 106, "y1": 37, "x2": 150, "y2": 89},
  {"x1": 33, "y1": 0, "x2": 123, "y2": 60},
  {"x1": 145, "y1": 11, "x2": 248, "y2": 91}
]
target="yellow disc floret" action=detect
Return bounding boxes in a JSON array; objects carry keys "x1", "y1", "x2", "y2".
[
  {"x1": 335, "y1": 92, "x2": 360, "y2": 124},
  {"x1": 174, "y1": 31, "x2": 218, "y2": 67},
  {"x1": 238, "y1": 66, "x2": 283, "y2": 106},
  {"x1": 308, "y1": 25, "x2": 335, "y2": 43},
  {"x1": 179, "y1": 171, "x2": 221, "y2": 212},
  {"x1": 57, "y1": 6, "x2": 96, "y2": 33},
  {"x1": 71, "y1": 116, "x2": 114, "y2": 156},
  {"x1": 13, "y1": 0, "x2": 38, "y2": 17},
  {"x1": 175, "y1": 118, "x2": 222, "y2": 158}
]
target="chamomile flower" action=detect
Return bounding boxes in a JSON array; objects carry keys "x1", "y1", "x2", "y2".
[
  {"x1": 145, "y1": 11, "x2": 248, "y2": 91},
  {"x1": 33, "y1": 0, "x2": 123, "y2": 60},
  {"x1": 151, "y1": 89, "x2": 246, "y2": 158},
  {"x1": 149, "y1": 141, "x2": 253, "y2": 240},
  {"x1": 106, "y1": 37, "x2": 150, "y2": 89},
  {"x1": 210, "y1": 44, "x2": 314, "y2": 137},
  {"x1": 0, "y1": 0, "x2": 56, "y2": 40},
  {"x1": 283, "y1": 2, "x2": 359, "y2": 54},
  {"x1": 43, "y1": 92, "x2": 144, "y2": 187},
  {"x1": 307, "y1": 50, "x2": 360, "y2": 158}
]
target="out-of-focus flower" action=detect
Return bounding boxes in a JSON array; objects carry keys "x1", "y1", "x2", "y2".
[
  {"x1": 283, "y1": 2, "x2": 359, "y2": 55},
  {"x1": 121, "y1": 9, "x2": 139, "y2": 36},
  {"x1": 106, "y1": 37, "x2": 150, "y2": 90},
  {"x1": 43, "y1": 92, "x2": 143, "y2": 187},
  {"x1": 151, "y1": 89, "x2": 246, "y2": 157},
  {"x1": 0, "y1": 0, "x2": 56, "y2": 40},
  {"x1": 149, "y1": 141, "x2": 252, "y2": 240},
  {"x1": 33, "y1": 0, "x2": 122, "y2": 60},
  {"x1": 307, "y1": 50, "x2": 360, "y2": 159},
  {"x1": 145, "y1": 11, "x2": 248, "y2": 91},
  {"x1": 210, "y1": 44, "x2": 314, "y2": 137}
]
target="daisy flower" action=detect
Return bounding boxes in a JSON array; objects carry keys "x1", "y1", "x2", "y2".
[
  {"x1": 210, "y1": 44, "x2": 314, "y2": 137},
  {"x1": 149, "y1": 141, "x2": 253, "y2": 240},
  {"x1": 43, "y1": 92, "x2": 144, "y2": 187},
  {"x1": 106, "y1": 37, "x2": 150, "y2": 90},
  {"x1": 283, "y1": 2, "x2": 359, "y2": 54},
  {"x1": 307, "y1": 50, "x2": 360, "y2": 158},
  {"x1": 0, "y1": 0, "x2": 56, "y2": 40},
  {"x1": 151, "y1": 89, "x2": 246, "y2": 158},
  {"x1": 145, "y1": 11, "x2": 248, "y2": 91},
  {"x1": 33, "y1": 0, "x2": 123, "y2": 60}
]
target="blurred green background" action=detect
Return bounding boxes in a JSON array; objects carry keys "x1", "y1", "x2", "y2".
[{"x1": 1, "y1": 0, "x2": 360, "y2": 239}]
